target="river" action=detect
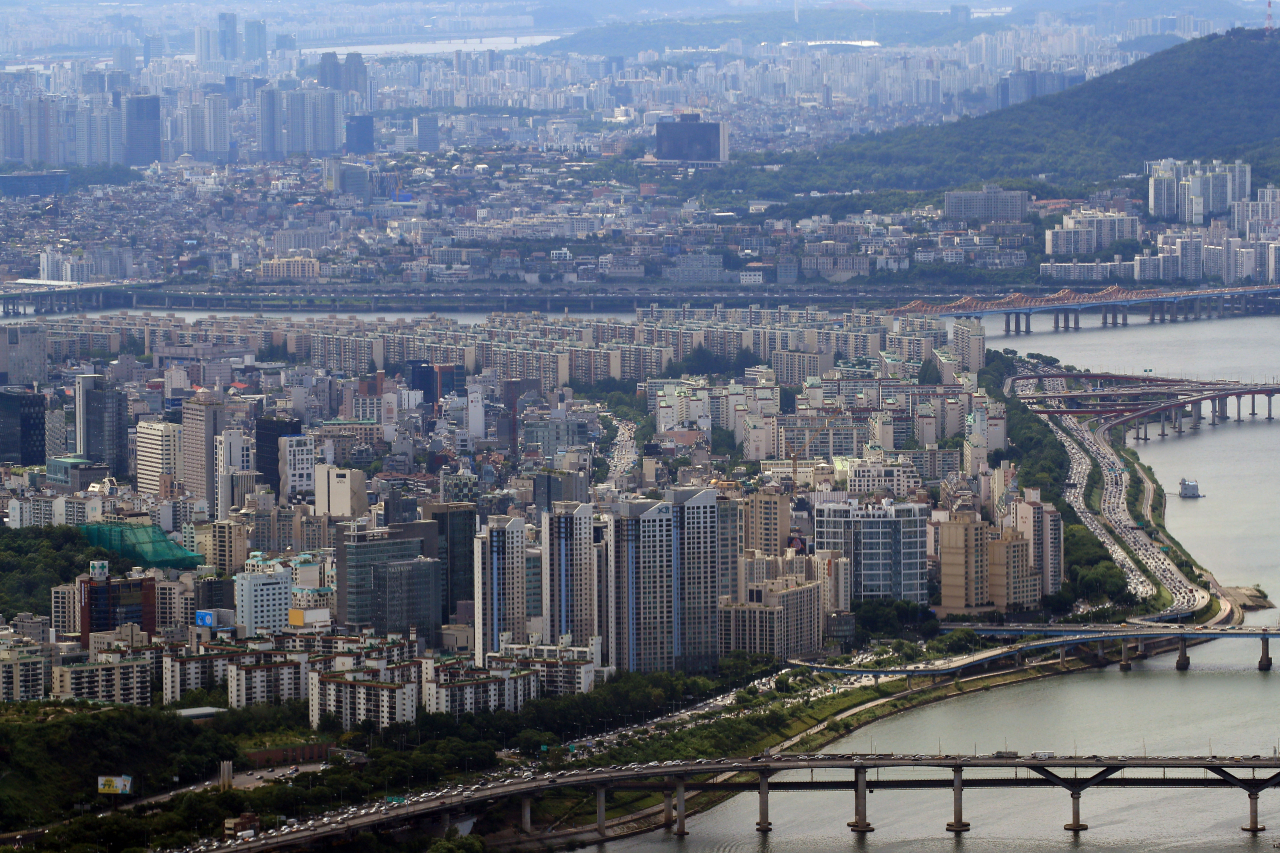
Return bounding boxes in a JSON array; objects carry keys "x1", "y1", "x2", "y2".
[{"x1": 604, "y1": 314, "x2": 1280, "y2": 852}]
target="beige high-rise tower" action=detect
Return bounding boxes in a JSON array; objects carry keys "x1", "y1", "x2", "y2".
[
  {"x1": 181, "y1": 393, "x2": 225, "y2": 504},
  {"x1": 939, "y1": 511, "x2": 990, "y2": 612}
]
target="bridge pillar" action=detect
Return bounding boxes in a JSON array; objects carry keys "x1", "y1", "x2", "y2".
[
  {"x1": 1135, "y1": 638, "x2": 1147, "y2": 659},
  {"x1": 756, "y1": 773, "x2": 772, "y2": 832},
  {"x1": 1160, "y1": 410, "x2": 1167, "y2": 437},
  {"x1": 1149, "y1": 304, "x2": 1156, "y2": 324},
  {"x1": 1014, "y1": 313, "x2": 1022, "y2": 334},
  {"x1": 1065, "y1": 792, "x2": 1088, "y2": 831},
  {"x1": 1243, "y1": 792, "x2": 1266, "y2": 833},
  {"x1": 1054, "y1": 311, "x2": 1060, "y2": 331},
  {"x1": 675, "y1": 778, "x2": 688, "y2": 836},
  {"x1": 848, "y1": 766, "x2": 873, "y2": 833},
  {"x1": 1059, "y1": 645, "x2": 1066, "y2": 665},
  {"x1": 1073, "y1": 310, "x2": 1080, "y2": 330},
  {"x1": 1261, "y1": 636, "x2": 1272, "y2": 671},
  {"x1": 1004, "y1": 313, "x2": 1011, "y2": 334},
  {"x1": 1101, "y1": 309, "x2": 1108, "y2": 327},
  {"x1": 1269, "y1": 394, "x2": 1274, "y2": 421},
  {"x1": 1237, "y1": 396, "x2": 1243, "y2": 422},
  {"x1": 521, "y1": 797, "x2": 532, "y2": 833},
  {"x1": 1251, "y1": 395, "x2": 1256, "y2": 417},
  {"x1": 1119, "y1": 641, "x2": 1131, "y2": 672},
  {"x1": 1176, "y1": 637, "x2": 1190, "y2": 671},
  {"x1": 597, "y1": 785, "x2": 608, "y2": 836},
  {"x1": 947, "y1": 767, "x2": 970, "y2": 832},
  {"x1": 1122, "y1": 307, "x2": 1128, "y2": 326},
  {"x1": 663, "y1": 790, "x2": 673, "y2": 826},
  {"x1": 1192, "y1": 402, "x2": 1201, "y2": 429},
  {"x1": 1025, "y1": 312, "x2": 1032, "y2": 333}
]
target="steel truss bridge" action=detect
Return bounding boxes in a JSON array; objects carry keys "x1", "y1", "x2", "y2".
[{"x1": 889, "y1": 283, "x2": 1280, "y2": 332}]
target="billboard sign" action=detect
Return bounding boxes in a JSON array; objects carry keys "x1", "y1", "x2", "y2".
[
  {"x1": 98, "y1": 776, "x2": 133, "y2": 795},
  {"x1": 195, "y1": 610, "x2": 216, "y2": 627}
]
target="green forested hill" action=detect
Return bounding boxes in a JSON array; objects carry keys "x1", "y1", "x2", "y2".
[{"x1": 680, "y1": 28, "x2": 1280, "y2": 197}]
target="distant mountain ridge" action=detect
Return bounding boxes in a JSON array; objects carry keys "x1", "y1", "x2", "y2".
[
  {"x1": 684, "y1": 28, "x2": 1280, "y2": 198},
  {"x1": 534, "y1": 9, "x2": 1007, "y2": 56}
]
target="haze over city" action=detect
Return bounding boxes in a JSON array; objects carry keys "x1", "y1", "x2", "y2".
[{"x1": 0, "y1": 1, "x2": 1275, "y2": 852}]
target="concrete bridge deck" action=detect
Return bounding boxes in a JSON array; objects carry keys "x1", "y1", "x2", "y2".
[{"x1": 214, "y1": 754, "x2": 1280, "y2": 849}]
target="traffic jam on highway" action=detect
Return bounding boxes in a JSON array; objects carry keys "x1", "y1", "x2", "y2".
[{"x1": 1016, "y1": 369, "x2": 1209, "y2": 617}]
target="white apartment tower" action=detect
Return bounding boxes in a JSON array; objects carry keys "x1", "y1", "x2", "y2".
[
  {"x1": 279, "y1": 434, "x2": 315, "y2": 498},
  {"x1": 214, "y1": 428, "x2": 254, "y2": 521},
  {"x1": 234, "y1": 569, "x2": 291, "y2": 636},
  {"x1": 541, "y1": 501, "x2": 599, "y2": 648},
  {"x1": 135, "y1": 420, "x2": 182, "y2": 495}
]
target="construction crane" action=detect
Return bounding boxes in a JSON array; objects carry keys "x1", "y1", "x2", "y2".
[{"x1": 782, "y1": 413, "x2": 843, "y2": 488}]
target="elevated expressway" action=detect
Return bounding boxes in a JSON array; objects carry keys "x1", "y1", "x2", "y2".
[
  {"x1": 1015, "y1": 372, "x2": 1211, "y2": 619},
  {"x1": 213, "y1": 754, "x2": 1280, "y2": 847}
]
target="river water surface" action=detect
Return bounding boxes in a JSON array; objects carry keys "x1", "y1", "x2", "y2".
[{"x1": 605, "y1": 314, "x2": 1280, "y2": 852}]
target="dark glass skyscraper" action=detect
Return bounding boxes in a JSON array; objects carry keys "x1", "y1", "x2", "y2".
[
  {"x1": 423, "y1": 502, "x2": 477, "y2": 624},
  {"x1": 255, "y1": 416, "x2": 301, "y2": 498},
  {"x1": 124, "y1": 95, "x2": 161, "y2": 166},
  {"x1": 0, "y1": 390, "x2": 45, "y2": 466}
]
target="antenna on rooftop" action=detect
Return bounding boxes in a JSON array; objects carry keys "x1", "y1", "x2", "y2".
[
  {"x1": 794, "y1": 0, "x2": 799, "y2": 25},
  {"x1": 1269, "y1": 0, "x2": 1274, "y2": 32}
]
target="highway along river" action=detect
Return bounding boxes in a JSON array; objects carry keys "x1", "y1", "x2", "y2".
[{"x1": 604, "y1": 314, "x2": 1280, "y2": 851}]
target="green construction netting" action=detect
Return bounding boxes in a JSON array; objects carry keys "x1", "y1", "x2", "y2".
[{"x1": 82, "y1": 523, "x2": 204, "y2": 570}]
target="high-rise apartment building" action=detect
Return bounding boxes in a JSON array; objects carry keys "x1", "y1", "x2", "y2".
[
  {"x1": 474, "y1": 515, "x2": 528, "y2": 666},
  {"x1": 1012, "y1": 488, "x2": 1064, "y2": 596},
  {"x1": 181, "y1": 393, "x2": 225, "y2": 504},
  {"x1": 988, "y1": 527, "x2": 1038, "y2": 611},
  {"x1": 738, "y1": 487, "x2": 790, "y2": 556},
  {"x1": 606, "y1": 489, "x2": 737, "y2": 674},
  {"x1": 204, "y1": 95, "x2": 230, "y2": 157},
  {"x1": 256, "y1": 89, "x2": 283, "y2": 159},
  {"x1": 135, "y1": 420, "x2": 181, "y2": 495},
  {"x1": 950, "y1": 317, "x2": 986, "y2": 372},
  {"x1": 813, "y1": 500, "x2": 930, "y2": 605},
  {"x1": 541, "y1": 502, "x2": 602, "y2": 647},
  {"x1": 939, "y1": 511, "x2": 990, "y2": 612}
]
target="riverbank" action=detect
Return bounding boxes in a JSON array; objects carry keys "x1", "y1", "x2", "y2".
[
  {"x1": 487, "y1": 650, "x2": 1159, "y2": 851},
  {"x1": 1114, "y1": 439, "x2": 1268, "y2": 623}
]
